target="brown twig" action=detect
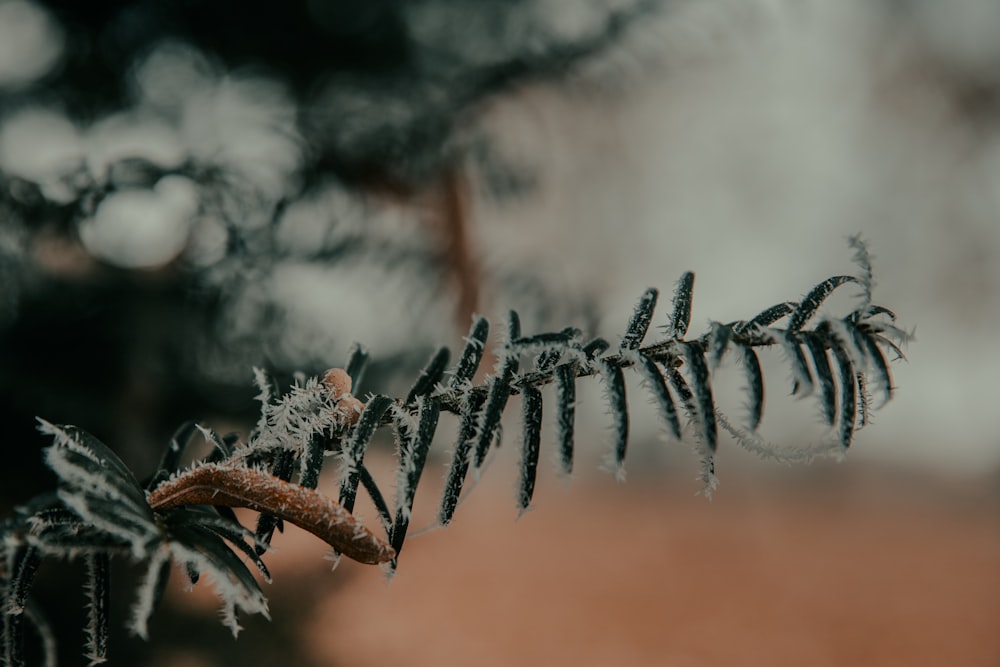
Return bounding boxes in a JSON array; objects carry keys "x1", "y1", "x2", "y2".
[
  {"x1": 148, "y1": 465, "x2": 394, "y2": 565},
  {"x1": 439, "y1": 164, "x2": 480, "y2": 328}
]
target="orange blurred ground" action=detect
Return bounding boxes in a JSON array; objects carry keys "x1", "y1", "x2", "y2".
[
  {"x1": 228, "y1": 452, "x2": 1000, "y2": 667},
  {"x1": 151, "y1": 450, "x2": 1000, "y2": 667}
]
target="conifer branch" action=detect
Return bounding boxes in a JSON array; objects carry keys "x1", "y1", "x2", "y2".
[{"x1": 0, "y1": 238, "x2": 911, "y2": 664}]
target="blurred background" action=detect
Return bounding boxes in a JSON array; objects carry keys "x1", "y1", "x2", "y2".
[{"x1": 1, "y1": 0, "x2": 998, "y2": 665}]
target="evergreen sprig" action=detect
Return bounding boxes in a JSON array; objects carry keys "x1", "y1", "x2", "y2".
[{"x1": 0, "y1": 238, "x2": 910, "y2": 665}]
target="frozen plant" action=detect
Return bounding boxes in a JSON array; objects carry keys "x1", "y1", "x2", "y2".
[{"x1": 0, "y1": 237, "x2": 910, "y2": 666}]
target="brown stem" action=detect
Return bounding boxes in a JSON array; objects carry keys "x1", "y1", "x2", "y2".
[
  {"x1": 148, "y1": 465, "x2": 394, "y2": 565},
  {"x1": 439, "y1": 165, "x2": 480, "y2": 329}
]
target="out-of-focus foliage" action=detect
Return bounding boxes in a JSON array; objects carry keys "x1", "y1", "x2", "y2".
[{"x1": 0, "y1": 0, "x2": 668, "y2": 512}]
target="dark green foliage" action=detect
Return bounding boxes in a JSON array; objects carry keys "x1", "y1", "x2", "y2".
[
  {"x1": 167, "y1": 508, "x2": 271, "y2": 583},
  {"x1": 802, "y1": 333, "x2": 837, "y2": 426},
  {"x1": 254, "y1": 448, "x2": 296, "y2": 554},
  {"x1": 512, "y1": 328, "x2": 582, "y2": 353},
  {"x1": 832, "y1": 343, "x2": 858, "y2": 449},
  {"x1": 471, "y1": 370, "x2": 515, "y2": 469},
  {"x1": 148, "y1": 420, "x2": 199, "y2": 490},
  {"x1": 858, "y1": 327, "x2": 894, "y2": 405},
  {"x1": 788, "y1": 276, "x2": 859, "y2": 332},
  {"x1": 554, "y1": 363, "x2": 578, "y2": 475},
  {"x1": 197, "y1": 424, "x2": 236, "y2": 463},
  {"x1": 582, "y1": 337, "x2": 611, "y2": 360},
  {"x1": 707, "y1": 322, "x2": 733, "y2": 371},
  {"x1": 684, "y1": 343, "x2": 717, "y2": 452},
  {"x1": 600, "y1": 359, "x2": 630, "y2": 476},
  {"x1": 166, "y1": 521, "x2": 267, "y2": 618},
  {"x1": 451, "y1": 317, "x2": 490, "y2": 389},
  {"x1": 339, "y1": 395, "x2": 394, "y2": 513},
  {"x1": 534, "y1": 349, "x2": 563, "y2": 371},
  {"x1": 739, "y1": 346, "x2": 765, "y2": 432},
  {"x1": 386, "y1": 348, "x2": 450, "y2": 565},
  {"x1": 669, "y1": 272, "x2": 695, "y2": 339},
  {"x1": 390, "y1": 398, "x2": 442, "y2": 565},
  {"x1": 779, "y1": 332, "x2": 812, "y2": 398},
  {"x1": 129, "y1": 553, "x2": 171, "y2": 639},
  {"x1": 360, "y1": 466, "x2": 395, "y2": 535},
  {"x1": 471, "y1": 313, "x2": 522, "y2": 470},
  {"x1": 741, "y1": 301, "x2": 796, "y2": 332},
  {"x1": 48, "y1": 426, "x2": 149, "y2": 513},
  {"x1": 636, "y1": 355, "x2": 682, "y2": 440},
  {"x1": 2, "y1": 544, "x2": 40, "y2": 667},
  {"x1": 620, "y1": 288, "x2": 659, "y2": 351},
  {"x1": 298, "y1": 433, "x2": 327, "y2": 491},
  {"x1": 7, "y1": 546, "x2": 40, "y2": 619},
  {"x1": 345, "y1": 343, "x2": 371, "y2": 391},
  {"x1": 665, "y1": 366, "x2": 697, "y2": 422},
  {"x1": 84, "y1": 553, "x2": 111, "y2": 665},
  {"x1": 0, "y1": 239, "x2": 911, "y2": 664},
  {"x1": 439, "y1": 391, "x2": 488, "y2": 526},
  {"x1": 405, "y1": 348, "x2": 451, "y2": 405},
  {"x1": 517, "y1": 387, "x2": 544, "y2": 512}
]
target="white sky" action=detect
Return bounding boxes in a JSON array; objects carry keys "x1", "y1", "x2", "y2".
[{"x1": 474, "y1": 0, "x2": 1000, "y2": 474}]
